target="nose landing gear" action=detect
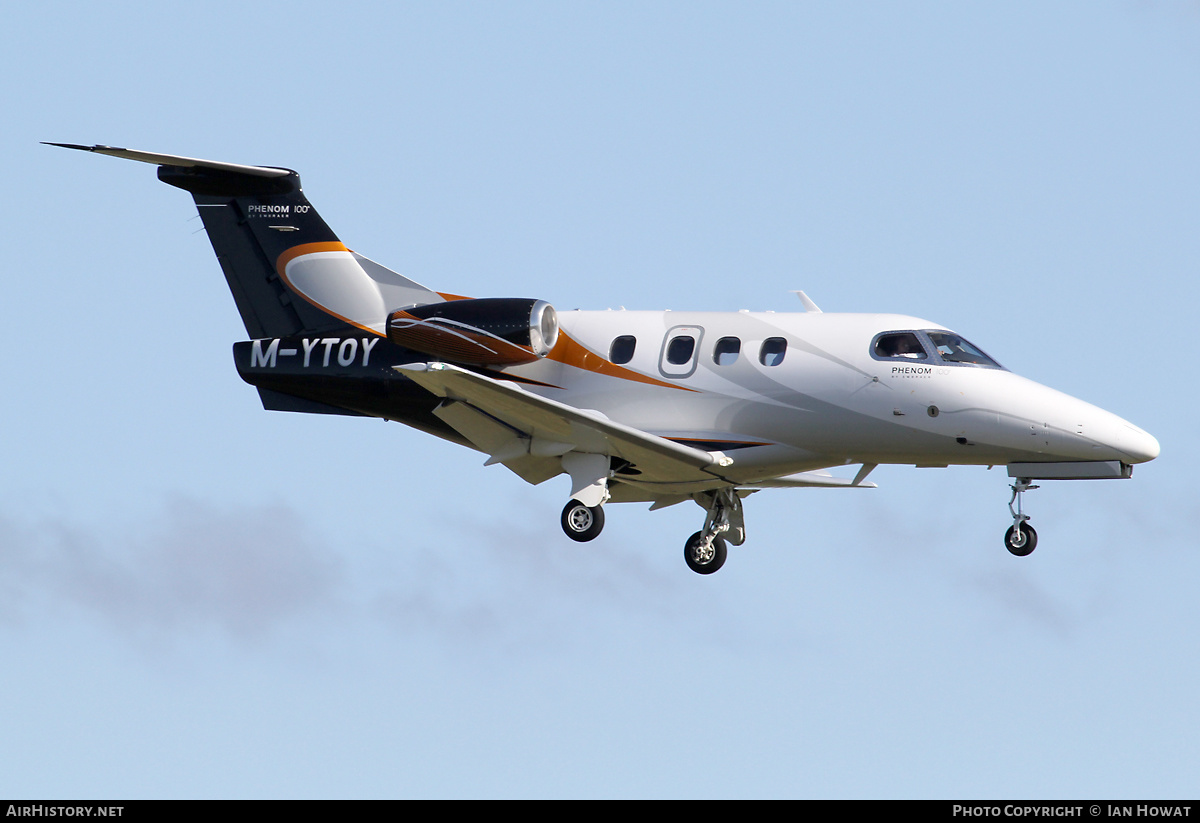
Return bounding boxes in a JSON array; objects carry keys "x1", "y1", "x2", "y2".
[{"x1": 1005, "y1": 478, "x2": 1039, "y2": 556}]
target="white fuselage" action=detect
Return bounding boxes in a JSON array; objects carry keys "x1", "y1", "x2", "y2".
[{"x1": 503, "y1": 309, "x2": 1159, "y2": 488}]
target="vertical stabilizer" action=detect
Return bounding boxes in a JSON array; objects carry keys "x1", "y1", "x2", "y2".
[{"x1": 47, "y1": 143, "x2": 444, "y2": 338}]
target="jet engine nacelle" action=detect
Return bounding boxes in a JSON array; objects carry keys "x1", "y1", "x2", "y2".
[{"x1": 387, "y1": 297, "x2": 560, "y2": 366}]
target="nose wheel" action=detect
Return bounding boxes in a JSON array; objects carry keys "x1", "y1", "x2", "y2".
[
  {"x1": 1004, "y1": 522, "x2": 1038, "y2": 556},
  {"x1": 1005, "y1": 478, "x2": 1039, "y2": 556}
]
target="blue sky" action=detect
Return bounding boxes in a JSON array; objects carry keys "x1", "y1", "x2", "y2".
[{"x1": 2, "y1": 1, "x2": 1197, "y2": 798}]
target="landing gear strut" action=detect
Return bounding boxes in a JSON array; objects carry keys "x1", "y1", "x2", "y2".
[
  {"x1": 1005, "y1": 478, "x2": 1039, "y2": 556},
  {"x1": 559, "y1": 452, "x2": 610, "y2": 543},
  {"x1": 684, "y1": 488, "x2": 745, "y2": 574}
]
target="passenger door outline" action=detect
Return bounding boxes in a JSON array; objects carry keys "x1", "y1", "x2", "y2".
[{"x1": 658, "y1": 325, "x2": 703, "y2": 379}]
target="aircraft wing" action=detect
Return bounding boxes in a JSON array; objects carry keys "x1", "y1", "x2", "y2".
[{"x1": 395, "y1": 362, "x2": 734, "y2": 487}]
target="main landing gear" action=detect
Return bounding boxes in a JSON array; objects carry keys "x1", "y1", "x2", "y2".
[
  {"x1": 683, "y1": 489, "x2": 745, "y2": 575},
  {"x1": 559, "y1": 452, "x2": 609, "y2": 543},
  {"x1": 1004, "y1": 478, "x2": 1039, "y2": 557},
  {"x1": 561, "y1": 499, "x2": 605, "y2": 542},
  {"x1": 559, "y1": 487, "x2": 748, "y2": 575},
  {"x1": 684, "y1": 530, "x2": 727, "y2": 575}
]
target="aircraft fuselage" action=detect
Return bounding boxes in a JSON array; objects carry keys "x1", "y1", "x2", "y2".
[{"x1": 235, "y1": 308, "x2": 1158, "y2": 489}]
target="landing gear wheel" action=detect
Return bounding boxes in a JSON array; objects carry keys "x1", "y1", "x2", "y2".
[
  {"x1": 684, "y1": 531, "x2": 728, "y2": 574},
  {"x1": 561, "y1": 500, "x2": 604, "y2": 542},
  {"x1": 1004, "y1": 523, "x2": 1038, "y2": 556}
]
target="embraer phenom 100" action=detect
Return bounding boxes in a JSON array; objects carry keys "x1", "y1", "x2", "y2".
[{"x1": 52, "y1": 143, "x2": 1160, "y2": 574}]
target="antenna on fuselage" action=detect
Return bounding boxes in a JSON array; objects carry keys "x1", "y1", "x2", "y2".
[{"x1": 791, "y1": 290, "x2": 822, "y2": 313}]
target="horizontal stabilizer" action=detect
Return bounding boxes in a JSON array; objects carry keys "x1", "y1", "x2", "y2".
[{"x1": 43, "y1": 143, "x2": 291, "y2": 178}]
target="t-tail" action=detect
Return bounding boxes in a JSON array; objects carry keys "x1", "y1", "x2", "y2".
[{"x1": 46, "y1": 143, "x2": 445, "y2": 339}]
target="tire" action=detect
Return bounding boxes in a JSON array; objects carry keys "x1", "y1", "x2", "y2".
[
  {"x1": 561, "y1": 500, "x2": 604, "y2": 542},
  {"x1": 684, "y1": 531, "x2": 727, "y2": 574},
  {"x1": 1004, "y1": 523, "x2": 1038, "y2": 557}
]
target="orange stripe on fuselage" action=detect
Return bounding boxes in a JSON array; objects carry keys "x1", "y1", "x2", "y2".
[
  {"x1": 274, "y1": 263, "x2": 691, "y2": 391},
  {"x1": 411, "y1": 288, "x2": 692, "y2": 390},
  {"x1": 548, "y1": 332, "x2": 694, "y2": 391}
]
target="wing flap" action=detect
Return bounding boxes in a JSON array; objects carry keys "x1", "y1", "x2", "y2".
[
  {"x1": 744, "y1": 470, "x2": 877, "y2": 489},
  {"x1": 432, "y1": 399, "x2": 562, "y2": 485},
  {"x1": 396, "y1": 362, "x2": 731, "y2": 484}
]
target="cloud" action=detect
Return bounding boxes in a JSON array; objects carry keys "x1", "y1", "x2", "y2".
[
  {"x1": 0, "y1": 496, "x2": 345, "y2": 644},
  {"x1": 0, "y1": 491, "x2": 739, "y2": 656},
  {"x1": 363, "y1": 498, "x2": 732, "y2": 652}
]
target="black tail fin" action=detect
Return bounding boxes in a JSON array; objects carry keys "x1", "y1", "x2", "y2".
[{"x1": 49, "y1": 143, "x2": 444, "y2": 338}]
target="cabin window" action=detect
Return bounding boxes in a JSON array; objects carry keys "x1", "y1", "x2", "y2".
[
  {"x1": 659, "y1": 326, "x2": 703, "y2": 378},
  {"x1": 666, "y1": 335, "x2": 696, "y2": 365},
  {"x1": 713, "y1": 337, "x2": 741, "y2": 365},
  {"x1": 926, "y1": 331, "x2": 1001, "y2": 368},
  {"x1": 873, "y1": 332, "x2": 927, "y2": 360},
  {"x1": 760, "y1": 337, "x2": 787, "y2": 366},
  {"x1": 610, "y1": 335, "x2": 636, "y2": 365}
]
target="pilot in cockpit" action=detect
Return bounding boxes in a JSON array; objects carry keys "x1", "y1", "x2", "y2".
[{"x1": 876, "y1": 333, "x2": 926, "y2": 359}]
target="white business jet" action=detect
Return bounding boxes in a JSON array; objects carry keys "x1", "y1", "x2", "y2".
[{"x1": 51, "y1": 143, "x2": 1160, "y2": 574}]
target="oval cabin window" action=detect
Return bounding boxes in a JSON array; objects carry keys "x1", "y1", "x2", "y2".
[
  {"x1": 610, "y1": 335, "x2": 636, "y2": 365},
  {"x1": 759, "y1": 337, "x2": 787, "y2": 366},
  {"x1": 713, "y1": 337, "x2": 741, "y2": 365}
]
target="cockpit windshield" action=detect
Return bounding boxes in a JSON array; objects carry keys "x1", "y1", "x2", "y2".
[
  {"x1": 873, "y1": 332, "x2": 927, "y2": 360},
  {"x1": 926, "y1": 331, "x2": 1002, "y2": 368}
]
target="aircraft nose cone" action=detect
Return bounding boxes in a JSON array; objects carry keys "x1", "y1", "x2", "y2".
[
  {"x1": 1120, "y1": 423, "x2": 1160, "y2": 463},
  {"x1": 1064, "y1": 397, "x2": 1159, "y2": 464}
]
